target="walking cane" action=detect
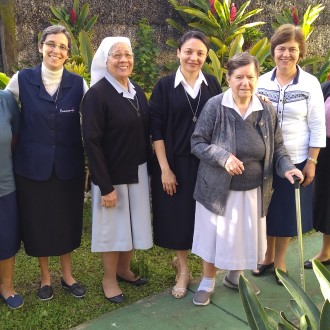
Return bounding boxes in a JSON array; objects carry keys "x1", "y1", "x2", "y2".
[{"x1": 293, "y1": 175, "x2": 305, "y2": 291}]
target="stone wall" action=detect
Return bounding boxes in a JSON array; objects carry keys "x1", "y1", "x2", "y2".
[{"x1": 1, "y1": 0, "x2": 330, "y2": 75}]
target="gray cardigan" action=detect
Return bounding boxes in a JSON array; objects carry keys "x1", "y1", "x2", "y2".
[{"x1": 191, "y1": 93, "x2": 295, "y2": 217}]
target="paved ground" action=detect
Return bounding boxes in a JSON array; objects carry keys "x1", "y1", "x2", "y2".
[{"x1": 73, "y1": 232, "x2": 326, "y2": 330}]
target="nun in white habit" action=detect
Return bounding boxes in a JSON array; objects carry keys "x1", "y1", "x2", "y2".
[{"x1": 82, "y1": 37, "x2": 153, "y2": 304}]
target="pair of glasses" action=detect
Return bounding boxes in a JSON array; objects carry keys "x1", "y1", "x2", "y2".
[
  {"x1": 42, "y1": 41, "x2": 69, "y2": 52},
  {"x1": 110, "y1": 52, "x2": 134, "y2": 60}
]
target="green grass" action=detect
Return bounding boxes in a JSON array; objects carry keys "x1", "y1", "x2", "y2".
[{"x1": 0, "y1": 200, "x2": 203, "y2": 330}]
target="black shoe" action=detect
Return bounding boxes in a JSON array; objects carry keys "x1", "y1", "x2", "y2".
[
  {"x1": 105, "y1": 293, "x2": 126, "y2": 304},
  {"x1": 251, "y1": 262, "x2": 274, "y2": 276},
  {"x1": 117, "y1": 275, "x2": 148, "y2": 286},
  {"x1": 37, "y1": 285, "x2": 54, "y2": 301},
  {"x1": 61, "y1": 278, "x2": 86, "y2": 298},
  {"x1": 304, "y1": 258, "x2": 330, "y2": 269}
]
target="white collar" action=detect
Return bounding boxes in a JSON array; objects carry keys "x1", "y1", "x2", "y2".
[
  {"x1": 222, "y1": 89, "x2": 263, "y2": 119},
  {"x1": 104, "y1": 72, "x2": 136, "y2": 99},
  {"x1": 174, "y1": 67, "x2": 207, "y2": 98}
]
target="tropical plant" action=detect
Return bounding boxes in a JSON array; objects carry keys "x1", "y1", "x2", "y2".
[
  {"x1": 272, "y1": 4, "x2": 325, "y2": 40},
  {"x1": 0, "y1": 72, "x2": 10, "y2": 89},
  {"x1": 131, "y1": 18, "x2": 160, "y2": 95},
  {"x1": 166, "y1": 0, "x2": 270, "y2": 87},
  {"x1": 239, "y1": 260, "x2": 330, "y2": 329},
  {"x1": 64, "y1": 61, "x2": 90, "y2": 86},
  {"x1": 49, "y1": 0, "x2": 97, "y2": 72}
]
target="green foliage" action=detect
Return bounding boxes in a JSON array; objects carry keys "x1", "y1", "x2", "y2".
[
  {"x1": 0, "y1": 72, "x2": 10, "y2": 89},
  {"x1": 49, "y1": 0, "x2": 97, "y2": 72},
  {"x1": 166, "y1": 0, "x2": 270, "y2": 87},
  {"x1": 64, "y1": 61, "x2": 90, "y2": 86},
  {"x1": 271, "y1": 4, "x2": 325, "y2": 40},
  {"x1": 131, "y1": 18, "x2": 160, "y2": 94},
  {"x1": 239, "y1": 260, "x2": 330, "y2": 329}
]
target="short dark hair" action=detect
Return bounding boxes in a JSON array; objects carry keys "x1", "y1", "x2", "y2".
[
  {"x1": 178, "y1": 31, "x2": 210, "y2": 51},
  {"x1": 39, "y1": 25, "x2": 71, "y2": 54},
  {"x1": 270, "y1": 24, "x2": 306, "y2": 59},
  {"x1": 226, "y1": 52, "x2": 260, "y2": 77}
]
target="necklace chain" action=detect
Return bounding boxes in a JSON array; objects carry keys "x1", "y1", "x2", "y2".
[
  {"x1": 126, "y1": 96, "x2": 140, "y2": 117},
  {"x1": 184, "y1": 88, "x2": 201, "y2": 122}
]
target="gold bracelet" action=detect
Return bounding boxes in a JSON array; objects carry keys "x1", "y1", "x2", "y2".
[{"x1": 307, "y1": 157, "x2": 318, "y2": 165}]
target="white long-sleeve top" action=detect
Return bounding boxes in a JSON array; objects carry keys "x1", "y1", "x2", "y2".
[{"x1": 257, "y1": 66, "x2": 326, "y2": 164}]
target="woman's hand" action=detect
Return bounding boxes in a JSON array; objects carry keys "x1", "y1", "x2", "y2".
[
  {"x1": 301, "y1": 161, "x2": 316, "y2": 187},
  {"x1": 161, "y1": 168, "x2": 178, "y2": 196},
  {"x1": 257, "y1": 94, "x2": 271, "y2": 104},
  {"x1": 284, "y1": 168, "x2": 304, "y2": 184},
  {"x1": 101, "y1": 190, "x2": 117, "y2": 208},
  {"x1": 225, "y1": 154, "x2": 244, "y2": 176}
]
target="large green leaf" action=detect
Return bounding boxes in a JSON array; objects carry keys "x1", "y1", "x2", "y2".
[
  {"x1": 276, "y1": 269, "x2": 320, "y2": 329},
  {"x1": 73, "y1": 0, "x2": 79, "y2": 14},
  {"x1": 289, "y1": 299, "x2": 304, "y2": 319},
  {"x1": 279, "y1": 311, "x2": 299, "y2": 329},
  {"x1": 299, "y1": 314, "x2": 312, "y2": 330},
  {"x1": 76, "y1": 3, "x2": 89, "y2": 33},
  {"x1": 228, "y1": 34, "x2": 243, "y2": 58},
  {"x1": 190, "y1": 0, "x2": 209, "y2": 12},
  {"x1": 0, "y1": 72, "x2": 10, "y2": 89},
  {"x1": 84, "y1": 16, "x2": 98, "y2": 33},
  {"x1": 313, "y1": 260, "x2": 330, "y2": 301},
  {"x1": 320, "y1": 300, "x2": 330, "y2": 330},
  {"x1": 238, "y1": 276, "x2": 277, "y2": 330},
  {"x1": 249, "y1": 37, "x2": 270, "y2": 65},
  {"x1": 188, "y1": 22, "x2": 220, "y2": 37},
  {"x1": 57, "y1": 20, "x2": 79, "y2": 55},
  {"x1": 50, "y1": 5, "x2": 65, "y2": 21},
  {"x1": 166, "y1": 39, "x2": 178, "y2": 49},
  {"x1": 183, "y1": 8, "x2": 219, "y2": 29},
  {"x1": 166, "y1": 19, "x2": 185, "y2": 33},
  {"x1": 207, "y1": 49, "x2": 224, "y2": 84},
  {"x1": 78, "y1": 30, "x2": 94, "y2": 71}
]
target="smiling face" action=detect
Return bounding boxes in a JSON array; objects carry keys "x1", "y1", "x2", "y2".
[
  {"x1": 274, "y1": 39, "x2": 300, "y2": 75},
  {"x1": 227, "y1": 63, "x2": 258, "y2": 103},
  {"x1": 106, "y1": 42, "x2": 134, "y2": 86},
  {"x1": 177, "y1": 38, "x2": 208, "y2": 77},
  {"x1": 39, "y1": 33, "x2": 69, "y2": 71}
]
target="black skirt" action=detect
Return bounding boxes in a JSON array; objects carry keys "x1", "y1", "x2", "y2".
[
  {"x1": 151, "y1": 155, "x2": 199, "y2": 250},
  {"x1": 266, "y1": 160, "x2": 313, "y2": 237},
  {"x1": 313, "y1": 139, "x2": 330, "y2": 234},
  {"x1": 15, "y1": 172, "x2": 84, "y2": 257}
]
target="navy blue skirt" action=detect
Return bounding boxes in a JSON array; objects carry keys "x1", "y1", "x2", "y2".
[
  {"x1": 266, "y1": 160, "x2": 313, "y2": 237},
  {"x1": 313, "y1": 139, "x2": 330, "y2": 234},
  {"x1": 0, "y1": 191, "x2": 21, "y2": 260}
]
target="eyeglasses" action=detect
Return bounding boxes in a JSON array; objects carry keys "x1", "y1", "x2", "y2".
[
  {"x1": 110, "y1": 52, "x2": 134, "y2": 60},
  {"x1": 42, "y1": 41, "x2": 69, "y2": 52}
]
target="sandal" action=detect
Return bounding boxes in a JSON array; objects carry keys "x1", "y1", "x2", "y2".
[
  {"x1": 171, "y1": 257, "x2": 180, "y2": 282},
  {"x1": 171, "y1": 273, "x2": 192, "y2": 299},
  {"x1": 251, "y1": 262, "x2": 274, "y2": 276}
]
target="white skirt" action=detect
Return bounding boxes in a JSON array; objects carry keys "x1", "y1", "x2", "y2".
[
  {"x1": 192, "y1": 187, "x2": 266, "y2": 270},
  {"x1": 91, "y1": 163, "x2": 153, "y2": 252}
]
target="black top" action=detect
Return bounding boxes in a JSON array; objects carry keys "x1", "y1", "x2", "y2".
[
  {"x1": 82, "y1": 78, "x2": 151, "y2": 195},
  {"x1": 150, "y1": 73, "x2": 222, "y2": 169}
]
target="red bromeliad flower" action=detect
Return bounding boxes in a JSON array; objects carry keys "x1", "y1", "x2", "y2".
[
  {"x1": 291, "y1": 6, "x2": 299, "y2": 26},
  {"x1": 327, "y1": 70, "x2": 330, "y2": 81},
  {"x1": 70, "y1": 8, "x2": 76, "y2": 26},
  {"x1": 209, "y1": 0, "x2": 216, "y2": 14},
  {"x1": 230, "y1": 3, "x2": 237, "y2": 22}
]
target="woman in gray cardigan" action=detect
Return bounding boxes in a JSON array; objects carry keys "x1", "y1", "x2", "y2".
[{"x1": 190, "y1": 52, "x2": 303, "y2": 306}]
